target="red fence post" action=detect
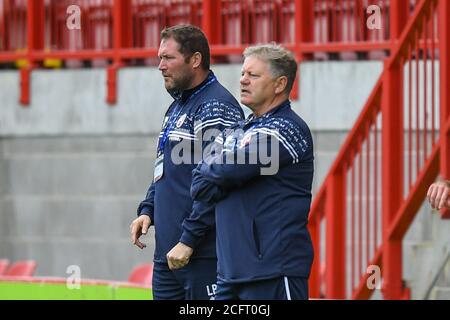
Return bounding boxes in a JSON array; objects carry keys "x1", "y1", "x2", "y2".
[
  {"x1": 113, "y1": 0, "x2": 132, "y2": 54},
  {"x1": 21, "y1": 0, "x2": 44, "y2": 106},
  {"x1": 439, "y1": 0, "x2": 450, "y2": 218},
  {"x1": 325, "y1": 169, "x2": 346, "y2": 299},
  {"x1": 381, "y1": 59, "x2": 405, "y2": 299},
  {"x1": 202, "y1": 0, "x2": 222, "y2": 45},
  {"x1": 19, "y1": 68, "x2": 30, "y2": 106},
  {"x1": 202, "y1": 0, "x2": 222, "y2": 63},
  {"x1": 390, "y1": 0, "x2": 409, "y2": 43},
  {"x1": 27, "y1": 0, "x2": 44, "y2": 53},
  {"x1": 308, "y1": 215, "x2": 321, "y2": 298},
  {"x1": 107, "y1": 0, "x2": 132, "y2": 105},
  {"x1": 292, "y1": 0, "x2": 314, "y2": 101},
  {"x1": 295, "y1": 0, "x2": 314, "y2": 57}
]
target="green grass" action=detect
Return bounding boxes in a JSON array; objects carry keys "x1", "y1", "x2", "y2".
[{"x1": 0, "y1": 281, "x2": 153, "y2": 300}]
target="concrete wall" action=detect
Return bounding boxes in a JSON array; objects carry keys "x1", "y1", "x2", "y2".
[
  {"x1": 0, "y1": 136, "x2": 157, "y2": 280},
  {"x1": 0, "y1": 61, "x2": 383, "y2": 136},
  {"x1": 0, "y1": 61, "x2": 382, "y2": 281}
]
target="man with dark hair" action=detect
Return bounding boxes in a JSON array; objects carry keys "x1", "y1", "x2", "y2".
[
  {"x1": 191, "y1": 44, "x2": 314, "y2": 300},
  {"x1": 130, "y1": 24, "x2": 244, "y2": 300},
  {"x1": 160, "y1": 25, "x2": 211, "y2": 71}
]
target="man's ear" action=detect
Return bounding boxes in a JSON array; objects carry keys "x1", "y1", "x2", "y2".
[
  {"x1": 274, "y1": 76, "x2": 288, "y2": 95},
  {"x1": 191, "y1": 52, "x2": 202, "y2": 69}
]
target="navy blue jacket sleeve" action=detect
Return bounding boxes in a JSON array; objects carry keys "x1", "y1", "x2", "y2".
[
  {"x1": 179, "y1": 201, "x2": 216, "y2": 249},
  {"x1": 180, "y1": 99, "x2": 243, "y2": 249},
  {"x1": 137, "y1": 181, "x2": 155, "y2": 225},
  {"x1": 192, "y1": 119, "x2": 311, "y2": 202}
]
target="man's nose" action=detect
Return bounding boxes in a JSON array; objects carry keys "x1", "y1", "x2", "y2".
[
  {"x1": 158, "y1": 59, "x2": 166, "y2": 71},
  {"x1": 240, "y1": 74, "x2": 249, "y2": 85}
]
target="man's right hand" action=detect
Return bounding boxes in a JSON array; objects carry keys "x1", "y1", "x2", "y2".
[{"x1": 130, "y1": 215, "x2": 151, "y2": 249}]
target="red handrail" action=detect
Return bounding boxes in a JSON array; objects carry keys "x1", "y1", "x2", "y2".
[{"x1": 308, "y1": 0, "x2": 449, "y2": 299}]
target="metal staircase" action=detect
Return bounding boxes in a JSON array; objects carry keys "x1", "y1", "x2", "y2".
[{"x1": 308, "y1": 0, "x2": 450, "y2": 299}]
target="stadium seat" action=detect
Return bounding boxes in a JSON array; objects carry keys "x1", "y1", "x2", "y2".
[
  {"x1": 0, "y1": 259, "x2": 10, "y2": 275},
  {"x1": 128, "y1": 263, "x2": 153, "y2": 286},
  {"x1": 4, "y1": 260, "x2": 37, "y2": 276}
]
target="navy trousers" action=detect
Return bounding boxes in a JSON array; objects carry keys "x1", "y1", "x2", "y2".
[
  {"x1": 215, "y1": 276, "x2": 309, "y2": 300},
  {"x1": 152, "y1": 259, "x2": 217, "y2": 300}
]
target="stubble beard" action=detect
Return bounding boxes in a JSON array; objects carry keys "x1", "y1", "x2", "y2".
[{"x1": 165, "y1": 70, "x2": 195, "y2": 92}]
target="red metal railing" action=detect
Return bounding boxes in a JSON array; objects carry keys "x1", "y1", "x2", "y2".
[
  {"x1": 0, "y1": 0, "x2": 423, "y2": 55},
  {"x1": 0, "y1": 0, "x2": 421, "y2": 105},
  {"x1": 132, "y1": 0, "x2": 166, "y2": 49},
  {"x1": 308, "y1": 0, "x2": 450, "y2": 299},
  {"x1": 0, "y1": 0, "x2": 420, "y2": 57},
  {"x1": 167, "y1": 0, "x2": 202, "y2": 27},
  {"x1": 0, "y1": 0, "x2": 27, "y2": 52}
]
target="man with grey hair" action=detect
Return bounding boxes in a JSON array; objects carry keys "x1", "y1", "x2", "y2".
[{"x1": 191, "y1": 44, "x2": 315, "y2": 300}]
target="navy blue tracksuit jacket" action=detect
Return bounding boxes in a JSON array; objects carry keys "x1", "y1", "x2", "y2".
[
  {"x1": 138, "y1": 71, "x2": 244, "y2": 264},
  {"x1": 191, "y1": 100, "x2": 314, "y2": 283}
]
